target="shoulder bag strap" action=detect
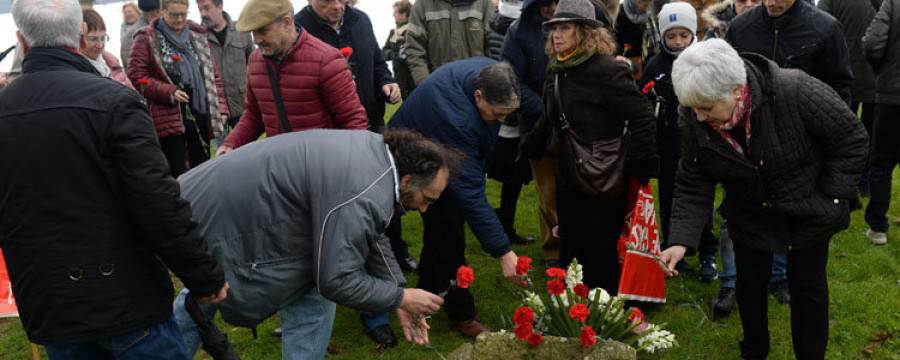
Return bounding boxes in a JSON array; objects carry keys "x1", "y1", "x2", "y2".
[
  {"x1": 554, "y1": 73, "x2": 572, "y2": 130},
  {"x1": 265, "y1": 62, "x2": 293, "y2": 133}
]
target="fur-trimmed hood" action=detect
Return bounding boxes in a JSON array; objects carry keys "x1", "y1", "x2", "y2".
[{"x1": 702, "y1": 0, "x2": 737, "y2": 38}]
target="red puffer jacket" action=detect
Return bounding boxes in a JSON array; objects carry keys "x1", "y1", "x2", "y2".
[
  {"x1": 222, "y1": 29, "x2": 367, "y2": 149},
  {"x1": 128, "y1": 18, "x2": 229, "y2": 139}
]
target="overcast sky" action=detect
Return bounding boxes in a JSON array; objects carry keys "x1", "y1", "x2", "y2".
[{"x1": 1, "y1": 0, "x2": 397, "y2": 72}]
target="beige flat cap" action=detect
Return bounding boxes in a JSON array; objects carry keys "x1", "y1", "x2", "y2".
[{"x1": 236, "y1": 0, "x2": 292, "y2": 32}]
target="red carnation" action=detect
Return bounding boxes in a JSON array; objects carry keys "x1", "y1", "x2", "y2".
[
  {"x1": 456, "y1": 265, "x2": 474, "y2": 289},
  {"x1": 340, "y1": 47, "x2": 353, "y2": 57},
  {"x1": 547, "y1": 279, "x2": 566, "y2": 296},
  {"x1": 546, "y1": 268, "x2": 566, "y2": 280},
  {"x1": 137, "y1": 78, "x2": 150, "y2": 86},
  {"x1": 642, "y1": 80, "x2": 655, "y2": 95},
  {"x1": 569, "y1": 303, "x2": 589, "y2": 322},
  {"x1": 628, "y1": 308, "x2": 644, "y2": 324},
  {"x1": 514, "y1": 324, "x2": 532, "y2": 340},
  {"x1": 581, "y1": 326, "x2": 597, "y2": 347},
  {"x1": 527, "y1": 332, "x2": 543, "y2": 346},
  {"x1": 171, "y1": 55, "x2": 182, "y2": 61},
  {"x1": 514, "y1": 306, "x2": 535, "y2": 326},
  {"x1": 624, "y1": 43, "x2": 632, "y2": 52},
  {"x1": 516, "y1": 256, "x2": 532, "y2": 275},
  {"x1": 574, "y1": 283, "x2": 590, "y2": 298}
]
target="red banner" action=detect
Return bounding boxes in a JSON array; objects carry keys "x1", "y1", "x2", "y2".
[
  {"x1": 618, "y1": 180, "x2": 666, "y2": 303},
  {"x1": 0, "y1": 252, "x2": 18, "y2": 317}
]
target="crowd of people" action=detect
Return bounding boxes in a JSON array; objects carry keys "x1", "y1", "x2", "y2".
[{"x1": 0, "y1": 0, "x2": 896, "y2": 358}]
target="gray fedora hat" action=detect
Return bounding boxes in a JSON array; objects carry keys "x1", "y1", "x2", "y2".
[{"x1": 543, "y1": 0, "x2": 603, "y2": 28}]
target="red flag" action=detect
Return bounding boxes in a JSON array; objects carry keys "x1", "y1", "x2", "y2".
[
  {"x1": 618, "y1": 179, "x2": 666, "y2": 303},
  {"x1": 0, "y1": 252, "x2": 18, "y2": 317}
]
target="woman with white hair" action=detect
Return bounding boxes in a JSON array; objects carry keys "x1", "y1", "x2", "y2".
[
  {"x1": 659, "y1": 38, "x2": 867, "y2": 360},
  {"x1": 521, "y1": 0, "x2": 657, "y2": 294}
]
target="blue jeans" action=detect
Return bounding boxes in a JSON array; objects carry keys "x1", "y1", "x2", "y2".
[
  {"x1": 44, "y1": 316, "x2": 189, "y2": 360},
  {"x1": 718, "y1": 219, "x2": 788, "y2": 288},
  {"x1": 358, "y1": 312, "x2": 389, "y2": 332},
  {"x1": 174, "y1": 288, "x2": 336, "y2": 359}
]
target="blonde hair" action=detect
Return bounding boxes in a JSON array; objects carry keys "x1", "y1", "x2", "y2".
[
  {"x1": 545, "y1": 22, "x2": 617, "y2": 57},
  {"x1": 122, "y1": 2, "x2": 141, "y2": 21}
]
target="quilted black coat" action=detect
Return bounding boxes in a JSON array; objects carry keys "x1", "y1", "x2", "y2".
[
  {"x1": 668, "y1": 53, "x2": 868, "y2": 253},
  {"x1": 863, "y1": 0, "x2": 900, "y2": 105}
]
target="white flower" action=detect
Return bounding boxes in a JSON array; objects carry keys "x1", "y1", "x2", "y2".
[
  {"x1": 551, "y1": 292, "x2": 570, "y2": 308},
  {"x1": 523, "y1": 291, "x2": 546, "y2": 314},
  {"x1": 566, "y1": 259, "x2": 583, "y2": 287},
  {"x1": 637, "y1": 326, "x2": 677, "y2": 354},
  {"x1": 588, "y1": 287, "x2": 610, "y2": 306}
]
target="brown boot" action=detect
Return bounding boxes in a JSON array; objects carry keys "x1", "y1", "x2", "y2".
[{"x1": 449, "y1": 318, "x2": 491, "y2": 338}]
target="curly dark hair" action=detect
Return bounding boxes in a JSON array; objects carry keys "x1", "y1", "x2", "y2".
[{"x1": 383, "y1": 128, "x2": 464, "y2": 190}]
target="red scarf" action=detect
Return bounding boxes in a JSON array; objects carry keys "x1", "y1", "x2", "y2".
[{"x1": 711, "y1": 84, "x2": 752, "y2": 157}]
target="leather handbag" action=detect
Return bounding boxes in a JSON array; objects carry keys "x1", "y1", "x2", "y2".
[{"x1": 554, "y1": 74, "x2": 629, "y2": 201}]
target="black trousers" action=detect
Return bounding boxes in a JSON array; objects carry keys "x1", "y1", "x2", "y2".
[
  {"x1": 865, "y1": 104, "x2": 900, "y2": 232},
  {"x1": 385, "y1": 213, "x2": 409, "y2": 258},
  {"x1": 851, "y1": 102, "x2": 875, "y2": 192},
  {"x1": 416, "y1": 195, "x2": 475, "y2": 321},
  {"x1": 557, "y1": 184, "x2": 626, "y2": 294},
  {"x1": 735, "y1": 241, "x2": 829, "y2": 360}
]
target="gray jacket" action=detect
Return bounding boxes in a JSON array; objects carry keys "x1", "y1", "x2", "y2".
[
  {"x1": 864, "y1": 0, "x2": 900, "y2": 105},
  {"x1": 207, "y1": 12, "x2": 254, "y2": 119},
  {"x1": 178, "y1": 130, "x2": 407, "y2": 327}
]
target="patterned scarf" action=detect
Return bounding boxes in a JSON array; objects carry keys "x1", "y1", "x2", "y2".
[{"x1": 711, "y1": 84, "x2": 752, "y2": 156}]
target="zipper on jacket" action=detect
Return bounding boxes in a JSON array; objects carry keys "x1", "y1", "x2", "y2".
[{"x1": 772, "y1": 29, "x2": 779, "y2": 60}]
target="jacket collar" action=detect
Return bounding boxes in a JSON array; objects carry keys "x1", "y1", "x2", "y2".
[
  {"x1": 301, "y1": 4, "x2": 359, "y2": 33},
  {"x1": 763, "y1": 0, "x2": 805, "y2": 29},
  {"x1": 22, "y1": 47, "x2": 100, "y2": 76},
  {"x1": 741, "y1": 52, "x2": 776, "y2": 115},
  {"x1": 206, "y1": 12, "x2": 236, "y2": 46}
]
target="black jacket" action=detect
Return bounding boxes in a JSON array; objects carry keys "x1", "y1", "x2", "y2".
[
  {"x1": 669, "y1": 54, "x2": 867, "y2": 253},
  {"x1": 501, "y1": 0, "x2": 552, "y2": 134},
  {"x1": 863, "y1": 0, "x2": 900, "y2": 105},
  {"x1": 488, "y1": 10, "x2": 516, "y2": 61},
  {"x1": 726, "y1": 0, "x2": 854, "y2": 103},
  {"x1": 639, "y1": 50, "x2": 680, "y2": 153},
  {"x1": 0, "y1": 48, "x2": 224, "y2": 345},
  {"x1": 818, "y1": 0, "x2": 879, "y2": 102},
  {"x1": 296, "y1": 6, "x2": 395, "y2": 132},
  {"x1": 522, "y1": 53, "x2": 658, "y2": 185}
]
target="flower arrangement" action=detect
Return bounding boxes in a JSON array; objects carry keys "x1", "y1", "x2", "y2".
[{"x1": 511, "y1": 258, "x2": 677, "y2": 354}]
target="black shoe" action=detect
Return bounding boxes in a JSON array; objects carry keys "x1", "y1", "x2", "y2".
[
  {"x1": 366, "y1": 324, "x2": 398, "y2": 348},
  {"x1": 545, "y1": 259, "x2": 563, "y2": 269},
  {"x1": 674, "y1": 259, "x2": 695, "y2": 275},
  {"x1": 272, "y1": 328, "x2": 282, "y2": 337},
  {"x1": 510, "y1": 234, "x2": 535, "y2": 245},
  {"x1": 397, "y1": 253, "x2": 418, "y2": 273},
  {"x1": 698, "y1": 257, "x2": 718, "y2": 282},
  {"x1": 769, "y1": 279, "x2": 791, "y2": 304},
  {"x1": 711, "y1": 287, "x2": 736, "y2": 317}
]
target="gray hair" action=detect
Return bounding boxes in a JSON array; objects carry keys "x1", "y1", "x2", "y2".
[
  {"x1": 475, "y1": 62, "x2": 520, "y2": 109},
  {"x1": 12, "y1": 0, "x2": 82, "y2": 49},
  {"x1": 671, "y1": 38, "x2": 747, "y2": 107}
]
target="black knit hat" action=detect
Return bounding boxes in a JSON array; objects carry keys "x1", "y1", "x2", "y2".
[{"x1": 138, "y1": 0, "x2": 160, "y2": 12}]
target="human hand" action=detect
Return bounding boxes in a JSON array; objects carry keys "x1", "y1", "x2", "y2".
[
  {"x1": 0, "y1": 73, "x2": 8, "y2": 90},
  {"x1": 382, "y1": 83, "x2": 401, "y2": 104},
  {"x1": 215, "y1": 145, "x2": 233, "y2": 157},
  {"x1": 659, "y1": 246, "x2": 687, "y2": 277},
  {"x1": 396, "y1": 308, "x2": 430, "y2": 345},
  {"x1": 197, "y1": 282, "x2": 229, "y2": 304},
  {"x1": 499, "y1": 251, "x2": 528, "y2": 288},
  {"x1": 399, "y1": 288, "x2": 443, "y2": 315},
  {"x1": 173, "y1": 89, "x2": 190, "y2": 103}
]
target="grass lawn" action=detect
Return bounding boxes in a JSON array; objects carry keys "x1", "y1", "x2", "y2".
[{"x1": 1, "y1": 103, "x2": 898, "y2": 359}]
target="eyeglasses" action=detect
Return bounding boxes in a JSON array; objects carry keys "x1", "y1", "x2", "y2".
[
  {"x1": 166, "y1": 11, "x2": 189, "y2": 19},
  {"x1": 85, "y1": 34, "x2": 109, "y2": 43}
]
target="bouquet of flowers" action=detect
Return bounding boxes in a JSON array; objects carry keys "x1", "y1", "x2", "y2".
[{"x1": 511, "y1": 258, "x2": 677, "y2": 355}]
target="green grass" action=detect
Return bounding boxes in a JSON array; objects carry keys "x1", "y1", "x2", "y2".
[{"x1": 2, "y1": 103, "x2": 898, "y2": 359}]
